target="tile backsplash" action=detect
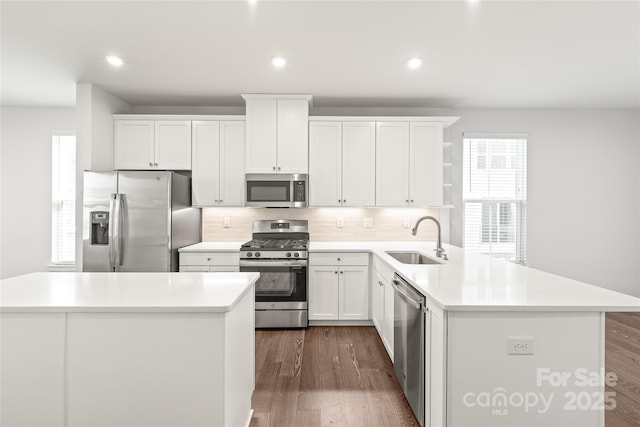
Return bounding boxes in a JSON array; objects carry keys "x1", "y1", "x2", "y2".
[{"x1": 202, "y1": 207, "x2": 442, "y2": 242}]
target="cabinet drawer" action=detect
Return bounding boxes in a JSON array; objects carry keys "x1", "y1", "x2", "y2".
[
  {"x1": 309, "y1": 253, "x2": 369, "y2": 266},
  {"x1": 179, "y1": 252, "x2": 239, "y2": 266}
]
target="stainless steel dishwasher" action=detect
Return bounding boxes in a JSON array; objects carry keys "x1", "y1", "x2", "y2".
[{"x1": 392, "y1": 273, "x2": 426, "y2": 426}]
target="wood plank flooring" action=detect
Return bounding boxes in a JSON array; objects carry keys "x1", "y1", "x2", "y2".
[
  {"x1": 250, "y1": 326, "x2": 418, "y2": 427},
  {"x1": 605, "y1": 312, "x2": 640, "y2": 427},
  {"x1": 251, "y1": 315, "x2": 640, "y2": 427}
]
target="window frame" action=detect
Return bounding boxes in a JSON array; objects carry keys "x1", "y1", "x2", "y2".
[
  {"x1": 462, "y1": 133, "x2": 528, "y2": 265},
  {"x1": 51, "y1": 130, "x2": 77, "y2": 266}
]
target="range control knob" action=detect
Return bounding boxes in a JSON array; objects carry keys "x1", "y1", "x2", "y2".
[
  {"x1": 294, "y1": 252, "x2": 300, "y2": 258},
  {"x1": 286, "y1": 252, "x2": 292, "y2": 258},
  {"x1": 255, "y1": 252, "x2": 261, "y2": 258},
  {"x1": 246, "y1": 252, "x2": 253, "y2": 257}
]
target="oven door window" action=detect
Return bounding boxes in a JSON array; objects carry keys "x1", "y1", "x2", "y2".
[
  {"x1": 242, "y1": 266, "x2": 307, "y2": 302},
  {"x1": 247, "y1": 181, "x2": 290, "y2": 202}
]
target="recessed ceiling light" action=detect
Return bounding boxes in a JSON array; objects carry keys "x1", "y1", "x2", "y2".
[
  {"x1": 271, "y1": 57, "x2": 286, "y2": 68},
  {"x1": 407, "y1": 57, "x2": 423, "y2": 69},
  {"x1": 105, "y1": 55, "x2": 124, "y2": 67}
]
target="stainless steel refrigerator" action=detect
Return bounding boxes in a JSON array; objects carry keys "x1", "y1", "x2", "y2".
[{"x1": 82, "y1": 171, "x2": 201, "y2": 272}]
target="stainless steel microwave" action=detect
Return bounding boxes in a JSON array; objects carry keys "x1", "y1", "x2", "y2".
[{"x1": 245, "y1": 174, "x2": 308, "y2": 208}]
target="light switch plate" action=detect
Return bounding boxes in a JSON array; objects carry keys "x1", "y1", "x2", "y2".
[
  {"x1": 223, "y1": 217, "x2": 231, "y2": 228},
  {"x1": 363, "y1": 217, "x2": 374, "y2": 228},
  {"x1": 337, "y1": 217, "x2": 344, "y2": 228},
  {"x1": 403, "y1": 217, "x2": 411, "y2": 228}
]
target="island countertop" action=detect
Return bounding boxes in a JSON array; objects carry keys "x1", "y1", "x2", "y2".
[
  {"x1": 309, "y1": 241, "x2": 640, "y2": 312},
  {"x1": 0, "y1": 272, "x2": 259, "y2": 313}
]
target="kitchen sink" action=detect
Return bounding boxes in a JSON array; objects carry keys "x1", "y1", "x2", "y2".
[{"x1": 385, "y1": 251, "x2": 443, "y2": 265}]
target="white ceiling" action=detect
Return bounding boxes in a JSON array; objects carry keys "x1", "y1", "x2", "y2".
[{"x1": 2, "y1": 0, "x2": 639, "y2": 109}]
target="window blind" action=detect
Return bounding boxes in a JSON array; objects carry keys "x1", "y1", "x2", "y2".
[
  {"x1": 51, "y1": 132, "x2": 76, "y2": 264},
  {"x1": 463, "y1": 133, "x2": 527, "y2": 264}
]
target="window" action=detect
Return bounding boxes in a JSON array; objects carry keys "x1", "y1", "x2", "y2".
[
  {"x1": 463, "y1": 134, "x2": 527, "y2": 264},
  {"x1": 51, "y1": 131, "x2": 76, "y2": 264}
]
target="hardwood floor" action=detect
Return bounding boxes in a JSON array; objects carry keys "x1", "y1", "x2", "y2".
[
  {"x1": 605, "y1": 312, "x2": 640, "y2": 427},
  {"x1": 251, "y1": 315, "x2": 640, "y2": 427},
  {"x1": 250, "y1": 326, "x2": 418, "y2": 427}
]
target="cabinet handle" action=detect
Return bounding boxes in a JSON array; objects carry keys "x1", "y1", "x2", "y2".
[
  {"x1": 411, "y1": 199, "x2": 414, "y2": 203},
  {"x1": 278, "y1": 166, "x2": 281, "y2": 171},
  {"x1": 154, "y1": 162, "x2": 158, "y2": 167},
  {"x1": 149, "y1": 162, "x2": 153, "y2": 167},
  {"x1": 207, "y1": 257, "x2": 212, "y2": 261},
  {"x1": 378, "y1": 280, "x2": 384, "y2": 287},
  {"x1": 406, "y1": 199, "x2": 409, "y2": 203},
  {"x1": 334, "y1": 271, "x2": 338, "y2": 274},
  {"x1": 273, "y1": 166, "x2": 276, "y2": 171},
  {"x1": 219, "y1": 199, "x2": 223, "y2": 203},
  {"x1": 337, "y1": 258, "x2": 341, "y2": 261},
  {"x1": 343, "y1": 199, "x2": 346, "y2": 203},
  {"x1": 340, "y1": 271, "x2": 344, "y2": 274}
]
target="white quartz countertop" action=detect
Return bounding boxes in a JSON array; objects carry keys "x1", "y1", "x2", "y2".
[
  {"x1": 179, "y1": 242, "x2": 243, "y2": 252},
  {"x1": 0, "y1": 272, "x2": 258, "y2": 313},
  {"x1": 310, "y1": 241, "x2": 640, "y2": 312}
]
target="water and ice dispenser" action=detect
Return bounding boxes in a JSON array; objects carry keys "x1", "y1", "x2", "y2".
[{"x1": 90, "y1": 211, "x2": 109, "y2": 245}]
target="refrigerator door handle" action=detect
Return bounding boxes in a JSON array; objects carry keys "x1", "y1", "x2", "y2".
[
  {"x1": 117, "y1": 193, "x2": 125, "y2": 268},
  {"x1": 108, "y1": 193, "x2": 118, "y2": 271}
]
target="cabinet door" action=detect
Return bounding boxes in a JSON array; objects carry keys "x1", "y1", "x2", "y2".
[
  {"x1": 372, "y1": 270, "x2": 385, "y2": 334},
  {"x1": 219, "y1": 121, "x2": 246, "y2": 206},
  {"x1": 245, "y1": 99, "x2": 277, "y2": 173},
  {"x1": 383, "y1": 277, "x2": 394, "y2": 360},
  {"x1": 410, "y1": 122, "x2": 443, "y2": 206},
  {"x1": 276, "y1": 99, "x2": 309, "y2": 174},
  {"x1": 155, "y1": 121, "x2": 192, "y2": 170},
  {"x1": 339, "y1": 266, "x2": 369, "y2": 320},
  {"x1": 191, "y1": 121, "x2": 220, "y2": 206},
  {"x1": 376, "y1": 122, "x2": 410, "y2": 206},
  {"x1": 308, "y1": 266, "x2": 339, "y2": 320},
  {"x1": 309, "y1": 121, "x2": 342, "y2": 207},
  {"x1": 342, "y1": 122, "x2": 376, "y2": 206},
  {"x1": 179, "y1": 265, "x2": 211, "y2": 272},
  {"x1": 115, "y1": 120, "x2": 154, "y2": 170}
]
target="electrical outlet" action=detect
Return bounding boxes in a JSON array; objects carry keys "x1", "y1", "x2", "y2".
[
  {"x1": 506, "y1": 336, "x2": 535, "y2": 355},
  {"x1": 337, "y1": 217, "x2": 344, "y2": 228},
  {"x1": 223, "y1": 217, "x2": 231, "y2": 228},
  {"x1": 363, "y1": 217, "x2": 374, "y2": 228},
  {"x1": 403, "y1": 217, "x2": 411, "y2": 228}
]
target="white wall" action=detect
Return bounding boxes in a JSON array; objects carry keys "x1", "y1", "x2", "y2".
[
  {"x1": 448, "y1": 109, "x2": 640, "y2": 297},
  {"x1": 74, "y1": 84, "x2": 131, "y2": 270},
  {"x1": 0, "y1": 107, "x2": 76, "y2": 279}
]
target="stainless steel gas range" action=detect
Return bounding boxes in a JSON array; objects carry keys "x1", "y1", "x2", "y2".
[{"x1": 239, "y1": 220, "x2": 309, "y2": 328}]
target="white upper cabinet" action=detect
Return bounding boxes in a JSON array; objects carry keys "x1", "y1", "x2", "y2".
[
  {"x1": 309, "y1": 121, "x2": 376, "y2": 207},
  {"x1": 410, "y1": 122, "x2": 444, "y2": 206},
  {"x1": 375, "y1": 120, "x2": 444, "y2": 207},
  {"x1": 192, "y1": 120, "x2": 245, "y2": 207},
  {"x1": 342, "y1": 122, "x2": 376, "y2": 206},
  {"x1": 243, "y1": 95, "x2": 311, "y2": 174},
  {"x1": 376, "y1": 122, "x2": 410, "y2": 206},
  {"x1": 115, "y1": 120, "x2": 192, "y2": 170},
  {"x1": 276, "y1": 99, "x2": 309, "y2": 173},
  {"x1": 309, "y1": 121, "x2": 342, "y2": 206}
]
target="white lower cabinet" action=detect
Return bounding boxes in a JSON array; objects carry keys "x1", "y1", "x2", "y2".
[
  {"x1": 308, "y1": 253, "x2": 369, "y2": 321},
  {"x1": 179, "y1": 252, "x2": 240, "y2": 272},
  {"x1": 372, "y1": 259, "x2": 395, "y2": 360}
]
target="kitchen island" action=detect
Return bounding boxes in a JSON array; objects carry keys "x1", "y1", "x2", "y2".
[
  {"x1": 0, "y1": 272, "x2": 259, "y2": 427},
  {"x1": 310, "y1": 241, "x2": 640, "y2": 427}
]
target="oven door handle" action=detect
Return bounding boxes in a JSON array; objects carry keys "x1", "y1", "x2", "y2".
[{"x1": 239, "y1": 260, "x2": 308, "y2": 268}]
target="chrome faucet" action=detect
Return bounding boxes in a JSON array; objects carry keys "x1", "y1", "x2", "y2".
[{"x1": 411, "y1": 216, "x2": 446, "y2": 259}]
